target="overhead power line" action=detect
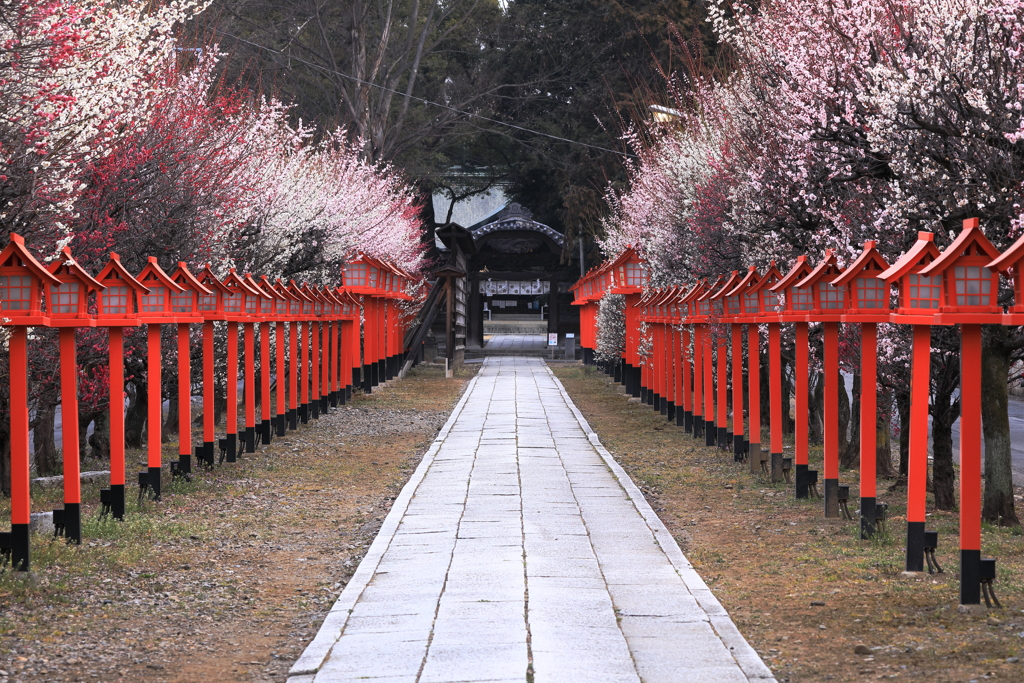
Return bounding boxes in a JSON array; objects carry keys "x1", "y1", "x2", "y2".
[{"x1": 216, "y1": 30, "x2": 638, "y2": 159}]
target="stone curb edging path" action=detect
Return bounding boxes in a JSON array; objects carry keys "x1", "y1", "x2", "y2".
[{"x1": 288, "y1": 357, "x2": 775, "y2": 683}]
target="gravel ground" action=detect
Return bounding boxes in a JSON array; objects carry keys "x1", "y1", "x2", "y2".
[{"x1": 0, "y1": 365, "x2": 474, "y2": 683}]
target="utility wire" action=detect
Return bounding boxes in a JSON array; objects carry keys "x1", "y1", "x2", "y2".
[{"x1": 217, "y1": 30, "x2": 638, "y2": 159}]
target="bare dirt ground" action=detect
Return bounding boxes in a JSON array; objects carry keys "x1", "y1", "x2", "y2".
[
  {"x1": 552, "y1": 364, "x2": 1024, "y2": 683},
  {"x1": 0, "y1": 365, "x2": 474, "y2": 683}
]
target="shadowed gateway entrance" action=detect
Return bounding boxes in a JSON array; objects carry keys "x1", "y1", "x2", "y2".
[{"x1": 456, "y1": 203, "x2": 579, "y2": 354}]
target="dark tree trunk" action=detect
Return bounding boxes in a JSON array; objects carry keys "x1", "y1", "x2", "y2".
[
  {"x1": 164, "y1": 396, "x2": 178, "y2": 438},
  {"x1": 808, "y1": 370, "x2": 824, "y2": 444},
  {"x1": 782, "y1": 362, "x2": 794, "y2": 436},
  {"x1": 837, "y1": 368, "x2": 851, "y2": 463},
  {"x1": 89, "y1": 411, "x2": 110, "y2": 463},
  {"x1": 0, "y1": 417, "x2": 9, "y2": 496},
  {"x1": 876, "y1": 390, "x2": 896, "y2": 478},
  {"x1": 897, "y1": 390, "x2": 910, "y2": 477},
  {"x1": 125, "y1": 381, "x2": 147, "y2": 450},
  {"x1": 981, "y1": 325, "x2": 1020, "y2": 526},
  {"x1": 840, "y1": 371, "x2": 861, "y2": 469},
  {"x1": 930, "y1": 398, "x2": 959, "y2": 511},
  {"x1": 33, "y1": 401, "x2": 60, "y2": 476}
]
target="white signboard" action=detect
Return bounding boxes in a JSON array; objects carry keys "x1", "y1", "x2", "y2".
[{"x1": 548, "y1": 333, "x2": 558, "y2": 346}]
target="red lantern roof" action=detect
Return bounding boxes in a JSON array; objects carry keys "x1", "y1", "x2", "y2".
[
  {"x1": 136, "y1": 257, "x2": 186, "y2": 324},
  {"x1": 194, "y1": 265, "x2": 232, "y2": 320},
  {"x1": 833, "y1": 241, "x2": 892, "y2": 323},
  {"x1": 168, "y1": 262, "x2": 214, "y2": 323},
  {"x1": 0, "y1": 233, "x2": 62, "y2": 326},
  {"x1": 769, "y1": 255, "x2": 813, "y2": 321},
  {"x1": 918, "y1": 218, "x2": 1003, "y2": 323},
  {"x1": 879, "y1": 232, "x2": 943, "y2": 324},
  {"x1": 794, "y1": 250, "x2": 847, "y2": 321},
  {"x1": 258, "y1": 275, "x2": 288, "y2": 319},
  {"x1": 221, "y1": 269, "x2": 261, "y2": 321},
  {"x1": 94, "y1": 252, "x2": 149, "y2": 326},
  {"x1": 46, "y1": 247, "x2": 103, "y2": 327}
]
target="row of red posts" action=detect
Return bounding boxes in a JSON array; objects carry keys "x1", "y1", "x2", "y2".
[
  {"x1": 0, "y1": 234, "x2": 417, "y2": 571},
  {"x1": 572, "y1": 218, "x2": 1024, "y2": 609}
]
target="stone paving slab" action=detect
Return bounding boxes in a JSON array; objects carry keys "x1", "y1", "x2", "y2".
[{"x1": 289, "y1": 357, "x2": 775, "y2": 683}]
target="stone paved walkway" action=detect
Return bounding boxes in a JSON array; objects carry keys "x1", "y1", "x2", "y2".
[
  {"x1": 483, "y1": 334, "x2": 549, "y2": 350},
  {"x1": 288, "y1": 357, "x2": 774, "y2": 683}
]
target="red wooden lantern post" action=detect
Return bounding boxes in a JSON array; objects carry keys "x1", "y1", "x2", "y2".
[
  {"x1": 879, "y1": 232, "x2": 943, "y2": 573},
  {"x1": 343, "y1": 256, "x2": 379, "y2": 393},
  {"x1": 260, "y1": 275, "x2": 289, "y2": 437},
  {"x1": 245, "y1": 273, "x2": 278, "y2": 444},
  {"x1": 770, "y1": 256, "x2": 813, "y2": 490},
  {"x1": 339, "y1": 290, "x2": 361, "y2": 401},
  {"x1": 711, "y1": 272, "x2": 741, "y2": 450},
  {"x1": 219, "y1": 270, "x2": 258, "y2": 460},
  {"x1": 274, "y1": 279, "x2": 303, "y2": 430},
  {"x1": 745, "y1": 264, "x2": 783, "y2": 475},
  {"x1": 726, "y1": 266, "x2": 764, "y2": 462},
  {"x1": 637, "y1": 290, "x2": 655, "y2": 407},
  {"x1": 95, "y1": 253, "x2": 149, "y2": 519},
  {"x1": 833, "y1": 241, "x2": 892, "y2": 537},
  {"x1": 683, "y1": 280, "x2": 709, "y2": 438},
  {"x1": 921, "y1": 218, "x2": 1003, "y2": 607},
  {"x1": 0, "y1": 234, "x2": 61, "y2": 569},
  {"x1": 320, "y1": 286, "x2": 340, "y2": 410},
  {"x1": 45, "y1": 248, "x2": 103, "y2": 544},
  {"x1": 287, "y1": 280, "x2": 314, "y2": 419},
  {"x1": 609, "y1": 247, "x2": 647, "y2": 398},
  {"x1": 795, "y1": 251, "x2": 849, "y2": 517},
  {"x1": 195, "y1": 266, "x2": 231, "y2": 465},
  {"x1": 300, "y1": 283, "x2": 323, "y2": 419},
  {"x1": 221, "y1": 270, "x2": 260, "y2": 453},
  {"x1": 169, "y1": 263, "x2": 213, "y2": 476},
  {"x1": 134, "y1": 258, "x2": 187, "y2": 500},
  {"x1": 672, "y1": 287, "x2": 691, "y2": 429},
  {"x1": 724, "y1": 277, "x2": 746, "y2": 461},
  {"x1": 696, "y1": 277, "x2": 724, "y2": 447}
]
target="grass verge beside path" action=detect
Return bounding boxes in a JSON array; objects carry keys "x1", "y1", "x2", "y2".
[
  {"x1": 0, "y1": 364, "x2": 476, "y2": 683},
  {"x1": 552, "y1": 363, "x2": 1024, "y2": 683}
]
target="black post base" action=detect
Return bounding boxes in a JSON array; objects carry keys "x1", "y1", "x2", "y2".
[
  {"x1": 148, "y1": 466, "x2": 162, "y2": 500},
  {"x1": 683, "y1": 410, "x2": 692, "y2": 431},
  {"x1": 748, "y1": 443, "x2": 761, "y2": 475},
  {"x1": 0, "y1": 524, "x2": 30, "y2": 571},
  {"x1": 960, "y1": 549, "x2": 982, "y2": 605},
  {"x1": 860, "y1": 496, "x2": 876, "y2": 539},
  {"x1": 226, "y1": 433, "x2": 237, "y2": 463},
  {"x1": 287, "y1": 408, "x2": 297, "y2": 430},
  {"x1": 694, "y1": 415, "x2": 704, "y2": 438},
  {"x1": 733, "y1": 435, "x2": 745, "y2": 463},
  {"x1": 705, "y1": 420, "x2": 717, "y2": 447},
  {"x1": 824, "y1": 478, "x2": 839, "y2": 518},
  {"x1": 667, "y1": 401, "x2": 675, "y2": 422},
  {"x1": 54, "y1": 502, "x2": 81, "y2": 544},
  {"x1": 99, "y1": 485, "x2": 123, "y2": 519},
  {"x1": 245, "y1": 426, "x2": 256, "y2": 453},
  {"x1": 321, "y1": 396, "x2": 330, "y2": 414},
  {"x1": 261, "y1": 419, "x2": 272, "y2": 446},
  {"x1": 311, "y1": 397, "x2": 320, "y2": 420},
  {"x1": 363, "y1": 364, "x2": 373, "y2": 393},
  {"x1": 795, "y1": 463, "x2": 809, "y2": 499},
  {"x1": 631, "y1": 367, "x2": 642, "y2": 398},
  {"x1": 276, "y1": 414, "x2": 286, "y2": 437},
  {"x1": 659, "y1": 395, "x2": 667, "y2": 414},
  {"x1": 720, "y1": 428, "x2": 730, "y2": 450},
  {"x1": 330, "y1": 390, "x2": 338, "y2": 408},
  {"x1": 906, "y1": 521, "x2": 926, "y2": 572},
  {"x1": 345, "y1": 385, "x2": 352, "y2": 401},
  {"x1": 299, "y1": 404, "x2": 309, "y2": 424},
  {"x1": 770, "y1": 452, "x2": 784, "y2": 483},
  {"x1": 613, "y1": 361, "x2": 622, "y2": 384},
  {"x1": 201, "y1": 441, "x2": 214, "y2": 468}
]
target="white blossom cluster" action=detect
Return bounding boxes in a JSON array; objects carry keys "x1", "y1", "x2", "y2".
[{"x1": 595, "y1": 293, "x2": 626, "y2": 363}]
